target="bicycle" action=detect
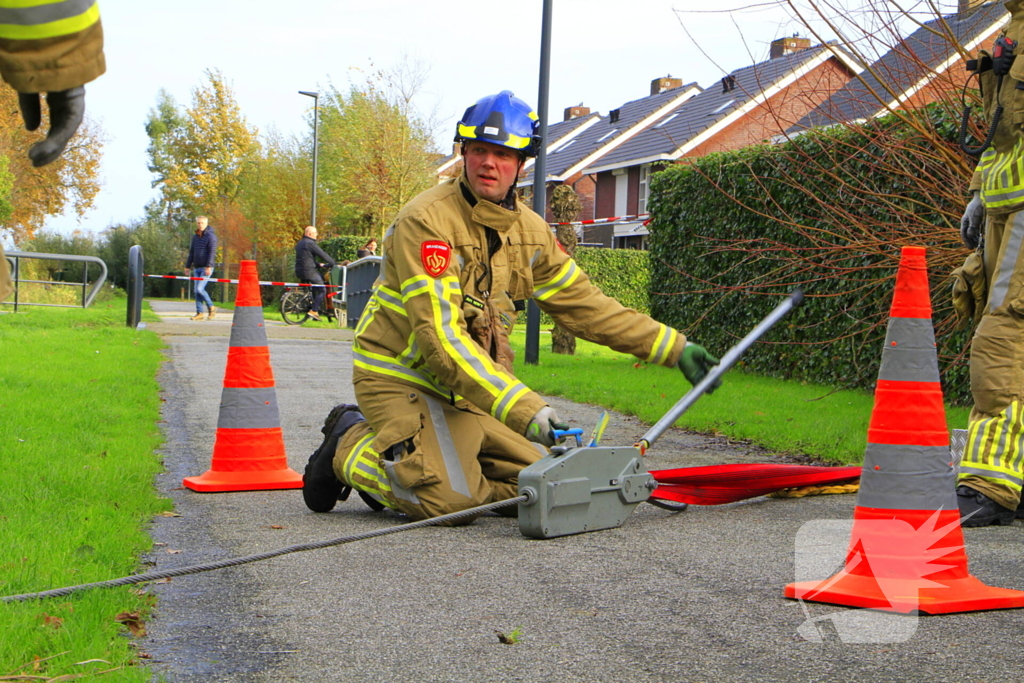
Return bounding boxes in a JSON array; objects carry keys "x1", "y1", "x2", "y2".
[{"x1": 280, "y1": 268, "x2": 336, "y2": 325}]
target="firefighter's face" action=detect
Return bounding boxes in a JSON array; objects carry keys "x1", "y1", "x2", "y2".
[{"x1": 464, "y1": 141, "x2": 522, "y2": 203}]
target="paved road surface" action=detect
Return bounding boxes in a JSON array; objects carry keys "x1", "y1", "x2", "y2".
[{"x1": 142, "y1": 300, "x2": 1024, "y2": 682}]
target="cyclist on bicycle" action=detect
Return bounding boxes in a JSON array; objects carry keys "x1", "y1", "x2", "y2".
[{"x1": 294, "y1": 226, "x2": 336, "y2": 321}]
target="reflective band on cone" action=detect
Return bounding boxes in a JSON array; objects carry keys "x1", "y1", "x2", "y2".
[
  {"x1": 784, "y1": 246, "x2": 1024, "y2": 614},
  {"x1": 183, "y1": 260, "x2": 303, "y2": 492}
]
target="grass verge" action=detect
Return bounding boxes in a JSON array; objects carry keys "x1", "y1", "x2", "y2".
[
  {"x1": 509, "y1": 331, "x2": 971, "y2": 464},
  {"x1": 0, "y1": 301, "x2": 167, "y2": 681}
]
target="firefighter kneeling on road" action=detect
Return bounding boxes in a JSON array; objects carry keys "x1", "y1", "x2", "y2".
[
  {"x1": 302, "y1": 91, "x2": 720, "y2": 523},
  {"x1": 958, "y1": 2, "x2": 1024, "y2": 526}
]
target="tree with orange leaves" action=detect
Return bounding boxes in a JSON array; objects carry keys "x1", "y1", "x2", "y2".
[{"x1": 146, "y1": 69, "x2": 259, "y2": 268}]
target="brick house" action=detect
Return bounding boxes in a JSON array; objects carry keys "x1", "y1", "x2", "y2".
[
  {"x1": 517, "y1": 78, "x2": 701, "y2": 226},
  {"x1": 582, "y1": 40, "x2": 861, "y2": 248},
  {"x1": 787, "y1": 0, "x2": 1007, "y2": 136}
]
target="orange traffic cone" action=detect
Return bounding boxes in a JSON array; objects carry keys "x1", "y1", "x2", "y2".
[
  {"x1": 784, "y1": 246, "x2": 1024, "y2": 614},
  {"x1": 183, "y1": 261, "x2": 303, "y2": 492}
]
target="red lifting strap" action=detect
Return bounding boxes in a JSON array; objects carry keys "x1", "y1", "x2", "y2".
[{"x1": 649, "y1": 464, "x2": 862, "y2": 506}]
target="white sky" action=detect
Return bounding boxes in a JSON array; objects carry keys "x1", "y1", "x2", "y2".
[{"x1": 40, "y1": 0, "x2": 954, "y2": 237}]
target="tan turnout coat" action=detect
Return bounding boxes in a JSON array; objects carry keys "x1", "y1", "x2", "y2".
[{"x1": 352, "y1": 172, "x2": 686, "y2": 437}]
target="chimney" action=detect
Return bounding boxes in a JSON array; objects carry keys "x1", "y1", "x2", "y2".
[
  {"x1": 563, "y1": 105, "x2": 591, "y2": 121},
  {"x1": 650, "y1": 76, "x2": 683, "y2": 96},
  {"x1": 958, "y1": 0, "x2": 992, "y2": 11},
  {"x1": 721, "y1": 75, "x2": 736, "y2": 94},
  {"x1": 770, "y1": 34, "x2": 811, "y2": 59}
]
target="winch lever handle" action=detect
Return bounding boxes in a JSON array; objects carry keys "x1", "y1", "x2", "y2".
[
  {"x1": 636, "y1": 289, "x2": 804, "y2": 454},
  {"x1": 552, "y1": 428, "x2": 584, "y2": 447}
]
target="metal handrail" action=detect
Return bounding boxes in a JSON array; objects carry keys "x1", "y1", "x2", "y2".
[{"x1": 2, "y1": 250, "x2": 109, "y2": 312}]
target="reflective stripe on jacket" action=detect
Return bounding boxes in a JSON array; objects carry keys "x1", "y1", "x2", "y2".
[
  {"x1": 353, "y1": 172, "x2": 686, "y2": 436},
  {"x1": 977, "y1": 1, "x2": 1024, "y2": 213},
  {"x1": 0, "y1": 0, "x2": 104, "y2": 92}
]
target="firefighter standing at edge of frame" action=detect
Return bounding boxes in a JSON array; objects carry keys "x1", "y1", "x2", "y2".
[
  {"x1": 0, "y1": 0, "x2": 105, "y2": 300},
  {"x1": 957, "y1": 0, "x2": 1024, "y2": 526}
]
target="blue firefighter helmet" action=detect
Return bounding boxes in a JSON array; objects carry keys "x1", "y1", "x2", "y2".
[{"x1": 454, "y1": 91, "x2": 542, "y2": 157}]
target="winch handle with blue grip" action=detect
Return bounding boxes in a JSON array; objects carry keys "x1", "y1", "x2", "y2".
[{"x1": 552, "y1": 428, "x2": 584, "y2": 448}]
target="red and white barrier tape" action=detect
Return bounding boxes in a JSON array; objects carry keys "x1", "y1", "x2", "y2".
[
  {"x1": 144, "y1": 274, "x2": 341, "y2": 288},
  {"x1": 548, "y1": 213, "x2": 650, "y2": 227}
]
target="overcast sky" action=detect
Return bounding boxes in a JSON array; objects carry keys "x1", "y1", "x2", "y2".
[{"x1": 39, "y1": 0, "x2": 949, "y2": 238}]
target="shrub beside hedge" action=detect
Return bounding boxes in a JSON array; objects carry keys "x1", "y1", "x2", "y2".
[
  {"x1": 647, "y1": 108, "x2": 973, "y2": 405},
  {"x1": 319, "y1": 235, "x2": 377, "y2": 264},
  {"x1": 535, "y1": 246, "x2": 650, "y2": 327}
]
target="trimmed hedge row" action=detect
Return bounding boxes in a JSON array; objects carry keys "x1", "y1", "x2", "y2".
[
  {"x1": 319, "y1": 235, "x2": 377, "y2": 263},
  {"x1": 647, "y1": 108, "x2": 973, "y2": 405},
  {"x1": 536, "y1": 247, "x2": 650, "y2": 326},
  {"x1": 576, "y1": 247, "x2": 650, "y2": 315}
]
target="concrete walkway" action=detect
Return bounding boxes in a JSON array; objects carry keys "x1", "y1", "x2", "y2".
[{"x1": 142, "y1": 300, "x2": 1024, "y2": 683}]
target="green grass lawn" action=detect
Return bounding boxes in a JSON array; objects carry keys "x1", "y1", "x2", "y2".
[
  {"x1": 0, "y1": 301, "x2": 167, "y2": 681},
  {"x1": 510, "y1": 330, "x2": 971, "y2": 464}
]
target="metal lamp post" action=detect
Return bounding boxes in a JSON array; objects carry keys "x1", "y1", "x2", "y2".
[
  {"x1": 525, "y1": 0, "x2": 553, "y2": 365},
  {"x1": 298, "y1": 90, "x2": 320, "y2": 227}
]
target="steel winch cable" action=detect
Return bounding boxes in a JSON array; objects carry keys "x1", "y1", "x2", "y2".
[{"x1": 2, "y1": 496, "x2": 527, "y2": 603}]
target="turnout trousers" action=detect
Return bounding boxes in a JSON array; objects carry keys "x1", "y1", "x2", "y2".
[
  {"x1": 959, "y1": 209, "x2": 1024, "y2": 510},
  {"x1": 332, "y1": 378, "x2": 545, "y2": 523}
]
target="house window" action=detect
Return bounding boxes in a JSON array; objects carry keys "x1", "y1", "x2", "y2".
[
  {"x1": 638, "y1": 164, "x2": 651, "y2": 215},
  {"x1": 613, "y1": 168, "x2": 628, "y2": 217}
]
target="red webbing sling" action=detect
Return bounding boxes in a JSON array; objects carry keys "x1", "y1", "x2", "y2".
[{"x1": 649, "y1": 464, "x2": 862, "y2": 505}]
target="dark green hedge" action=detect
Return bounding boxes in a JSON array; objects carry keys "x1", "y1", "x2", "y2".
[
  {"x1": 576, "y1": 247, "x2": 650, "y2": 315},
  {"x1": 319, "y1": 235, "x2": 377, "y2": 263},
  {"x1": 647, "y1": 106, "x2": 973, "y2": 404}
]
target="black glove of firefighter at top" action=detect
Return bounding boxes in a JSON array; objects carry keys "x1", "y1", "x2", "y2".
[
  {"x1": 678, "y1": 342, "x2": 722, "y2": 393},
  {"x1": 17, "y1": 86, "x2": 86, "y2": 168}
]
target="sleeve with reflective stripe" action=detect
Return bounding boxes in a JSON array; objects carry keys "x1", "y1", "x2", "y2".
[
  {"x1": 528, "y1": 225, "x2": 685, "y2": 367},
  {"x1": 0, "y1": 0, "x2": 99, "y2": 40},
  {"x1": 0, "y1": 1, "x2": 104, "y2": 92}
]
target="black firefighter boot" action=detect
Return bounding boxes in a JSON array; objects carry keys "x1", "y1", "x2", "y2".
[
  {"x1": 956, "y1": 485, "x2": 1016, "y2": 527},
  {"x1": 302, "y1": 404, "x2": 366, "y2": 512}
]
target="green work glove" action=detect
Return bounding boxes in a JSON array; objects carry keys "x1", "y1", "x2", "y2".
[
  {"x1": 524, "y1": 406, "x2": 570, "y2": 448},
  {"x1": 678, "y1": 342, "x2": 722, "y2": 393}
]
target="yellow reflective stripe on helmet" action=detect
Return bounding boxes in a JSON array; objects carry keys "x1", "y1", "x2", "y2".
[
  {"x1": 0, "y1": 0, "x2": 99, "y2": 39},
  {"x1": 645, "y1": 325, "x2": 678, "y2": 366},
  {"x1": 533, "y1": 260, "x2": 580, "y2": 302},
  {"x1": 504, "y1": 133, "x2": 531, "y2": 150},
  {"x1": 979, "y1": 140, "x2": 1024, "y2": 210}
]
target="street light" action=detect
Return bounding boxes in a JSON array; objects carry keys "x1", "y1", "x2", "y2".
[{"x1": 298, "y1": 90, "x2": 320, "y2": 227}]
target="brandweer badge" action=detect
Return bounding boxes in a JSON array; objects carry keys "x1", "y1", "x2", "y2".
[{"x1": 421, "y1": 240, "x2": 451, "y2": 277}]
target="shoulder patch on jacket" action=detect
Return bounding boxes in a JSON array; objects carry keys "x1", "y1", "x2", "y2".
[{"x1": 421, "y1": 240, "x2": 451, "y2": 277}]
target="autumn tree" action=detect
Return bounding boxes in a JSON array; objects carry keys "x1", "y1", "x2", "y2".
[
  {"x1": 550, "y1": 184, "x2": 581, "y2": 355},
  {"x1": 317, "y1": 59, "x2": 439, "y2": 235},
  {"x1": 0, "y1": 85, "x2": 104, "y2": 244},
  {"x1": 235, "y1": 128, "x2": 313, "y2": 259},
  {"x1": 146, "y1": 69, "x2": 259, "y2": 266},
  {"x1": 0, "y1": 156, "x2": 13, "y2": 226}
]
